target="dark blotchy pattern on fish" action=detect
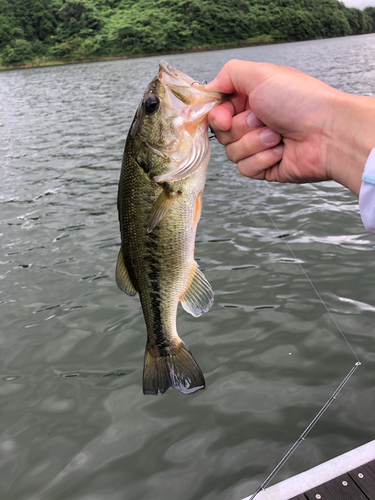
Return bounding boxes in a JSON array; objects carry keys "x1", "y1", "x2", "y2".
[{"x1": 116, "y1": 61, "x2": 225, "y2": 395}]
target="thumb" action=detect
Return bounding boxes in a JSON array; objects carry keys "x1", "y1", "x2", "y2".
[{"x1": 205, "y1": 60, "x2": 277, "y2": 96}]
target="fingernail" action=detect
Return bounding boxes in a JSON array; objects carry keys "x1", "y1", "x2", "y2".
[
  {"x1": 261, "y1": 128, "x2": 281, "y2": 144},
  {"x1": 273, "y1": 144, "x2": 284, "y2": 156},
  {"x1": 247, "y1": 112, "x2": 264, "y2": 129}
]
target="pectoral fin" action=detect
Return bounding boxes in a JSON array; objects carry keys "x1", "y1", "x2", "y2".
[
  {"x1": 148, "y1": 186, "x2": 179, "y2": 232},
  {"x1": 115, "y1": 248, "x2": 137, "y2": 296},
  {"x1": 180, "y1": 262, "x2": 214, "y2": 317}
]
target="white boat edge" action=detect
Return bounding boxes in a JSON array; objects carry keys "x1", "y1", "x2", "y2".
[{"x1": 242, "y1": 439, "x2": 375, "y2": 500}]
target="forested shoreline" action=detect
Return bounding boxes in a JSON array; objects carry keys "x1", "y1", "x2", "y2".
[{"x1": 1, "y1": 0, "x2": 375, "y2": 69}]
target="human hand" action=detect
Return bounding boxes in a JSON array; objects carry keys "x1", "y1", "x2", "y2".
[{"x1": 206, "y1": 60, "x2": 375, "y2": 196}]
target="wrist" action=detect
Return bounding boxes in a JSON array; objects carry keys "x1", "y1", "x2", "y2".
[{"x1": 328, "y1": 92, "x2": 375, "y2": 196}]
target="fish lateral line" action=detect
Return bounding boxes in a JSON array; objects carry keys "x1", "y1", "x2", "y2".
[{"x1": 118, "y1": 60, "x2": 224, "y2": 395}]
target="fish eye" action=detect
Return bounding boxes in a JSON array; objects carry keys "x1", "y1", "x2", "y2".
[{"x1": 144, "y1": 95, "x2": 159, "y2": 115}]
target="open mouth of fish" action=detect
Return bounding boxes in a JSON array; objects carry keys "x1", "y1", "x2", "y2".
[
  {"x1": 158, "y1": 60, "x2": 226, "y2": 115},
  {"x1": 117, "y1": 61, "x2": 227, "y2": 395},
  {"x1": 159, "y1": 60, "x2": 208, "y2": 91}
]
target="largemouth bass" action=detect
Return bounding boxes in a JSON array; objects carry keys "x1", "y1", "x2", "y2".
[{"x1": 116, "y1": 61, "x2": 225, "y2": 395}]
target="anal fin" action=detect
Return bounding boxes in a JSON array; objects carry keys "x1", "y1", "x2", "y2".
[
  {"x1": 115, "y1": 247, "x2": 137, "y2": 296},
  {"x1": 180, "y1": 262, "x2": 214, "y2": 317}
]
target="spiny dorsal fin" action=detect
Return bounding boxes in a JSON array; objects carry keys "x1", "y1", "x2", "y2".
[
  {"x1": 147, "y1": 186, "x2": 179, "y2": 233},
  {"x1": 180, "y1": 262, "x2": 214, "y2": 317},
  {"x1": 115, "y1": 247, "x2": 137, "y2": 296}
]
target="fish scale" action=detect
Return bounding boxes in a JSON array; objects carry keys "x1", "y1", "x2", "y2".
[{"x1": 116, "y1": 61, "x2": 226, "y2": 395}]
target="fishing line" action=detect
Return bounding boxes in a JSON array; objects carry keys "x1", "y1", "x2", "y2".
[{"x1": 246, "y1": 182, "x2": 361, "y2": 499}]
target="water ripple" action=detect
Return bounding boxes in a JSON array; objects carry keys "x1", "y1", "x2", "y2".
[{"x1": 1, "y1": 35, "x2": 375, "y2": 500}]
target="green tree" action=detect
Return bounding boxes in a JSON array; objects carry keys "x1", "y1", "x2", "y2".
[
  {"x1": 1, "y1": 0, "x2": 375, "y2": 67},
  {"x1": 2, "y1": 38, "x2": 34, "y2": 64},
  {"x1": 364, "y1": 6, "x2": 375, "y2": 31}
]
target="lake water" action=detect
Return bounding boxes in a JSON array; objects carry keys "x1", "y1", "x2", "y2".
[{"x1": 1, "y1": 34, "x2": 375, "y2": 500}]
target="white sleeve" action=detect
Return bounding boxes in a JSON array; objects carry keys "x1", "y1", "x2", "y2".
[{"x1": 359, "y1": 148, "x2": 375, "y2": 233}]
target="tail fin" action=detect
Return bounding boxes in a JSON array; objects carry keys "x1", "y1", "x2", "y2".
[{"x1": 143, "y1": 342, "x2": 205, "y2": 395}]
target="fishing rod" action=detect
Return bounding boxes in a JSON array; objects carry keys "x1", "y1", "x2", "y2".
[{"x1": 246, "y1": 182, "x2": 361, "y2": 500}]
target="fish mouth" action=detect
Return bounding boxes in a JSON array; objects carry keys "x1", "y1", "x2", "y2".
[
  {"x1": 158, "y1": 60, "x2": 200, "y2": 89},
  {"x1": 158, "y1": 60, "x2": 226, "y2": 106}
]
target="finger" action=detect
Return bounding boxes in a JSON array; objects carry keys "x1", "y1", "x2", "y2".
[
  {"x1": 206, "y1": 60, "x2": 275, "y2": 96},
  {"x1": 208, "y1": 101, "x2": 235, "y2": 132},
  {"x1": 226, "y1": 127, "x2": 282, "y2": 164},
  {"x1": 214, "y1": 109, "x2": 264, "y2": 145},
  {"x1": 208, "y1": 92, "x2": 248, "y2": 132},
  {"x1": 227, "y1": 92, "x2": 248, "y2": 115},
  {"x1": 237, "y1": 144, "x2": 284, "y2": 180}
]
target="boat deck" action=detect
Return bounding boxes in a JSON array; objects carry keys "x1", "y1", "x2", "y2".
[
  {"x1": 242, "y1": 440, "x2": 375, "y2": 500},
  {"x1": 289, "y1": 459, "x2": 375, "y2": 500}
]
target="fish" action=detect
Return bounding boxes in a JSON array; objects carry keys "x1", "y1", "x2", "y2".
[{"x1": 116, "y1": 60, "x2": 226, "y2": 395}]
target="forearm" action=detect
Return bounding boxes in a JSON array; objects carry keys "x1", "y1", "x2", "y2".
[{"x1": 328, "y1": 92, "x2": 375, "y2": 196}]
